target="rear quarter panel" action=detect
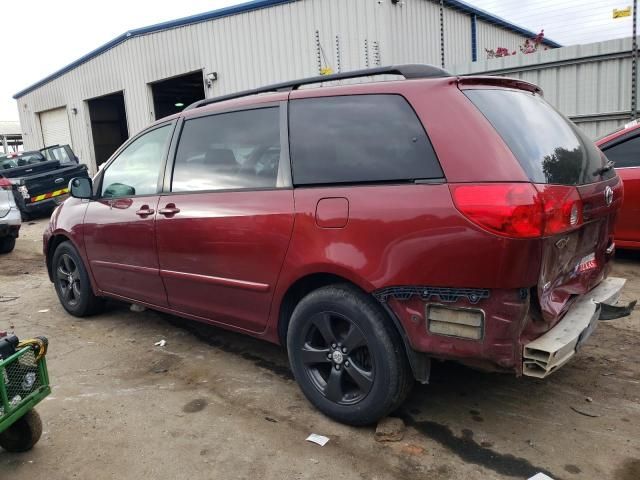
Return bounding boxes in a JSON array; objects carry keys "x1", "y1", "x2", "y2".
[{"x1": 268, "y1": 184, "x2": 541, "y2": 349}]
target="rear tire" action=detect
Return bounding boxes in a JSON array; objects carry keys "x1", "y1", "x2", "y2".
[
  {"x1": 287, "y1": 284, "x2": 413, "y2": 426},
  {"x1": 52, "y1": 241, "x2": 104, "y2": 317},
  {"x1": 0, "y1": 236, "x2": 16, "y2": 254},
  {"x1": 0, "y1": 409, "x2": 43, "y2": 452}
]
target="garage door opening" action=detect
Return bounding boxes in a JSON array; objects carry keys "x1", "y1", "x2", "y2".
[
  {"x1": 40, "y1": 107, "x2": 72, "y2": 148},
  {"x1": 151, "y1": 71, "x2": 205, "y2": 120},
  {"x1": 88, "y1": 92, "x2": 129, "y2": 168}
]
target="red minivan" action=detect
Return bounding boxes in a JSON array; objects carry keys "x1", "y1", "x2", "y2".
[{"x1": 44, "y1": 65, "x2": 632, "y2": 425}]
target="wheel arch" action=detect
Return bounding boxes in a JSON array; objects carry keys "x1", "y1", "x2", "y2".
[
  {"x1": 46, "y1": 233, "x2": 74, "y2": 281},
  {"x1": 276, "y1": 272, "x2": 430, "y2": 383},
  {"x1": 46, "y1": 233, "x2": 91, "y2": 290}
]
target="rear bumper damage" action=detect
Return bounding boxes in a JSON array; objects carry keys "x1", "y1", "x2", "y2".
[{"x1": 523, "y1": 277, "x2": 633, "y2": 378}]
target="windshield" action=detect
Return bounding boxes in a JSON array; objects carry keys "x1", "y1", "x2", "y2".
[{"x1": 464, "y1": 89, "x2": 614, "y2": 185}]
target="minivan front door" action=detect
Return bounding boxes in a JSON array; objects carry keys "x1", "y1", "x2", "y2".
[
  {"x1": 155, "y1": 104, "x2": 294, "y2": 332},
  {"x1": 84, "y1": 123, "x2": 174, "y2": 307}
]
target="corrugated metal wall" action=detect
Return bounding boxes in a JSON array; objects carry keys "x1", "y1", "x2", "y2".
[
  {"x1": 452, "y1": 37, "x2": 635, "y2": 139},
  {"x1": 388, "y1": 0, "x2": 441, "y2": 66},
  {"x1": 444, "y1": 6, "x2": 473, "y2": 66},
  {"x1": 16, "y1": 0, "x2": 531, "y2": 172}
]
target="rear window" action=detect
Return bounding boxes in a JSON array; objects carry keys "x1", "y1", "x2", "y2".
[
  {"x1": 464, "y1": 89, "x2": 613, "y2": 185},
  {"x1": 289, "y1": 95, "x2": 443, "y2": 185},
  {"x1": 42, "y1": 146, "x2": 74, "y2": 164}
]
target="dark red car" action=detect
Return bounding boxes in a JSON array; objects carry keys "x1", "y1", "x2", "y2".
[
  {"x1": 44, "y1": 65, "x2": 631, "y2": 425},
  {"x1": 596, "y1": 121, "x2": 640, "y2": 250}
]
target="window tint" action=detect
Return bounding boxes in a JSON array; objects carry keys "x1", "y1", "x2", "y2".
[
  {"x1": 172, "y1": 108, "x2": 280, "y2": 192},
  {"x1": 101, "y1": 124, "x2": 172, "y2": 197},
  {"x1": 602, "y1": 135, "x2": 640, "y2": 168},
  {"x1": 289, "y1": 95, "x2": 442, "y2": 185},
  {"x1": 464, "y1": 89, "x2": 613, "y2": 185}
]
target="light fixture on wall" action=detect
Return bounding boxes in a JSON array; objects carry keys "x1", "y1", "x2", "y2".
[
  {"x1": 205, "y1": 72, "x2": 218, "y2": 88},
  {"x1": 175, "y1": 102, "x2": 185, "y2": 108},
  {"x1": 71, "y1": 107, "x2": 78, "y2": 115}
]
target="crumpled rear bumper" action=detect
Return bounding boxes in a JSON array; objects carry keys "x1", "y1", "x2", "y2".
[{"x1": 522, "y1": 277, "x2": 627, "y2": 378}]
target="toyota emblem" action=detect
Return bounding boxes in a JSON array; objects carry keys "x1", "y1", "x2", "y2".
[{"x1": 604, "y1": 186, "x2": 613, "y2": 206}]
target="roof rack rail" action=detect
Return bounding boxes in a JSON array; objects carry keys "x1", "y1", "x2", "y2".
[{"x1": 185, "y1": 64, "x2": 451, "y2": 111}]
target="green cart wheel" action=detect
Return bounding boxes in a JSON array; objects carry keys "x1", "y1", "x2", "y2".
[{"x1": 0, "y1": 409, "x2": 43, "y2": 452}]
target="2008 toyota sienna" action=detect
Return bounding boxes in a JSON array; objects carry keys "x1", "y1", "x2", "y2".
[{"x1": 44, "y1": 65, "x2": 633, "y2": 425}]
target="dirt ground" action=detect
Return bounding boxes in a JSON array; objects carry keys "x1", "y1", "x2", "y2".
[{"x1": 1, "y1": 218, "x2": 639, "y2": 480}]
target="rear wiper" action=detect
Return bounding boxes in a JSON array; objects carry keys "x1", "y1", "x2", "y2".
[{"x1": 593, "y1": 160, "x2": 615, "y2": 176}]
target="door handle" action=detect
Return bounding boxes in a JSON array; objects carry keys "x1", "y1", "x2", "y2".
[
  {"x1": 135, "y1": 206, "x2": 155, "y2": 217},
  {"x1": 158, "y1": 203, "x2": 180, "y2": 216}
]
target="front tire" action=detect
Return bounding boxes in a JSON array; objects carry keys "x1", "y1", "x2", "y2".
[
  {"x1": 0, "y1": 409, "x2": 43, "y2": 452},
  {"x1": 287, "y1": 284, "x2": 413, "y2": 426},
  {"x1": 52, "y1": 241, "x2": 103, "y2": 317}
]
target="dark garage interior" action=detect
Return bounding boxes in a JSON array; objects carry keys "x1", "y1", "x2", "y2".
[
  {"x1": 151, "y1": 71, "x2": 205, "y2": 120},
  {"x1": 87, "y1": 92, "x2": 129, "y2": 168}
]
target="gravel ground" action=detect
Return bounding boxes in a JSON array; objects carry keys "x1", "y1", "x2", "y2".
[{"x1": 1, "y1": 218, "x2": 639, "y2": 480}]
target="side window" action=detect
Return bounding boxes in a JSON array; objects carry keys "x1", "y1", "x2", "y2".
[
  {"x1": 289, "y1": 94, "x2": 443, "y2": 185},
  {"x1": 43, "y1": 146, "x2": 74, "y2": 164},
  {"x1": 101, "y1": 124, "x2": 172, "y2": 197},
  {"x1": 172, "y1": 107, "x2": 280, "y2": 192},
  {"x1": 603, "y1": 135, "x2": 640, "y2": 168}
]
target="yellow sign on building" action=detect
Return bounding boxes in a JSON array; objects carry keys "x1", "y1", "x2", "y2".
[{"x1": 613, "y1": 6, "x2": 632, "y2": 18}]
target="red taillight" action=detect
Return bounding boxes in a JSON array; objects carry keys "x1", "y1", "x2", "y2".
[
  {"x1": 535, "y1": 184, "x2": 583, "y2": 235},
  {"x1": 0, "y1": 177, "x2": 11, "y2": 191},
  {"x1": 450, "y1": 183, "x2": 582, "y2": 239}
]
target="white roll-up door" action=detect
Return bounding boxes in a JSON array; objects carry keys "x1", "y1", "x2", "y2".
[{"x1": 39, "y1": 107, "x2": 72, "y2": 147}]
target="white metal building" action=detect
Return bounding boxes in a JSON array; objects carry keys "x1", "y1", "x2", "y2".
[{"x1": 14, "y1": 0, "x2": 558, "y2": 173}]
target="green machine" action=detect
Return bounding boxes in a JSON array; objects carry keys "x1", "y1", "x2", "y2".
[{"x1": 0, "y1": 335, "x2": 50, "y2": 452}]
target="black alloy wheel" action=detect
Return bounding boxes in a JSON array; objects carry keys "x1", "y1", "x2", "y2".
[
  {"x1": 56, "y1": 253, "x2": 82, "y2": 308},
  {"x1": 287, "y1": 284, "x2": 413, "y2": 426},
  {"x1": 52, "y1": 241, "x2": 103, "y2": 317},
  {"x1": 301, "y1": 311, "x2": 374, "y2": 405}
]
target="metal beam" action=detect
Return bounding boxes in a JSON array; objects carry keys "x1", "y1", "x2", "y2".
[
  {"x1": 569, "y1": 111, "x2": 632, "y2": 123},
  {"x1": 460, "y1": 51, "x2": 634, "y2": 76}
]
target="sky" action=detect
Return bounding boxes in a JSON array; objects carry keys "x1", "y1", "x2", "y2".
[{"x1": 0, "y1": 0, "x2": 636, "y2": 122}]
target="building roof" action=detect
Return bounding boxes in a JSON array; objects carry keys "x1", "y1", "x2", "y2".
[
  {"x1": 13, "y1": 0, "x2": 561, "y2": 99},
  {"x1": 0, "y1": 121, "x2": 21, "y2": 136}
]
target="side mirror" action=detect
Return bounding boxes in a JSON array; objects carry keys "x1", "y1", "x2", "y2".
[{"x1": 69, "y1": 177, "x2": 93, "y2": 199}]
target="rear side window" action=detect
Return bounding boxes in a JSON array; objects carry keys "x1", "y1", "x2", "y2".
[
  {"x1": 464, "y1": 89, "x2": 613, "y2": 185},
  {"x1": 289, "y1": 95, "x2": 442, "y2": 185},
  {"x1": 172, "y1": 107, "x2": 280, "y2": 192},
  {"x1": 601, "y1": 135, "x2": 640, "y2": 168}
]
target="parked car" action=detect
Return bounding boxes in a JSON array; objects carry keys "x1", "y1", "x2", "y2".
[
  {"x1": 0, "y1": 174, "x2": 21, "y2": 253},
  {"x1": 43, "y1": 65, "x2": 631, "y2": 425},
  {"x1": 1, "y1": 145, "x2": 88, "y2": 219},
  {"x1": 596, "y1": 121, "x2": 640, "y2": 250}
]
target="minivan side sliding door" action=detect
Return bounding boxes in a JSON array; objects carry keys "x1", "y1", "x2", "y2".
[{"x1": 155, "y1": 101, "x2": 294, "y2": 333}]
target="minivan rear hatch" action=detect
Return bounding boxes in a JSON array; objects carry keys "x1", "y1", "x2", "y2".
[{"x1": 462, "y1": 84, "x2": 622, "y2": 324}]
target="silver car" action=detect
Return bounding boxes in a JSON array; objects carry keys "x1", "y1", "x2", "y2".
[{"x1": 0, "y1": 176, "x2": 21, "y2": 253}]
